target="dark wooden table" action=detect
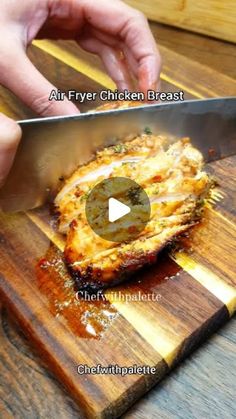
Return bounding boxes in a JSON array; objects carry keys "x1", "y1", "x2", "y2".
[{"x1": 0, "y1": 22, "x2": 236, "y2": 418}]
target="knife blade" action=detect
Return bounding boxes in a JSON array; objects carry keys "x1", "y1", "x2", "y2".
[{"x1": 0, "y1": 97, "x2": 235, "y2": 213}]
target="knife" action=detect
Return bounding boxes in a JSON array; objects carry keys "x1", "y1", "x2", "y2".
[{"x1": 0, "y1": 97, "x2": 235, "y2": 213}]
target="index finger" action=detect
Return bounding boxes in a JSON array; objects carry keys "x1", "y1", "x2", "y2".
[
  {"x1": 86, "y1": 0, "x2": 161, "y2": 93},
  {"x1": 116, "y1": 8, "x2": 162, "y2": 93}
]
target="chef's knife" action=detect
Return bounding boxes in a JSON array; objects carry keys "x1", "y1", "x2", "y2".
[{"x1": 0, "y1": 97, "x2": 235, "y2": 212}]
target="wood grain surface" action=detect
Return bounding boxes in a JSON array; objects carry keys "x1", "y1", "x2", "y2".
[
  {"x1": 125, "y1": 0, "x2": 236, "y2": 43},
  {"x1": 149, "y1": 23, "x2": 236, "y2": 80},
  {"x1": 0, "y1": 22, "x2": 236, "y2": 419}
]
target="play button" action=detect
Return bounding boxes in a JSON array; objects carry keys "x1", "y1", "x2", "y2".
[
  {"x1": 85, "y1": 177, "x2": 150, "y2": 243},
  {"x1": 108, "y1": 198, "x2": 131, "y2": 222}
]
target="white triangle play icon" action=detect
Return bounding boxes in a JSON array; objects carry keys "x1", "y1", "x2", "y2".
[{"x1": 108, "y1": 198, "x2": 131, "y2": 223}]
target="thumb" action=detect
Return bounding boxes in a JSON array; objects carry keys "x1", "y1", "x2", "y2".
[
  {"x1": 0, "y1": 113, "x2": 22, "y2": 187},
  {"x1": 1, "y1": 50, "x2": 79, "y2": 117}
]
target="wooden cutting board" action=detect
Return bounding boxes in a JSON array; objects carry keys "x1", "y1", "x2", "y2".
[
  {"x1": 125, "y1": 0, "x2": 236, "y2": 43},
  {"x1": 0, "y1": 41, "x2": 236, "y2": 419}
]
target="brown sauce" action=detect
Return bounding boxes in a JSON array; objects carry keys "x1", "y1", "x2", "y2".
[
  {"x1": 36, "y1": 247, "x2": 185, "y2": 339},
  {"x1": 36, "y1": 245, "x2": 118, "y2": 339}
]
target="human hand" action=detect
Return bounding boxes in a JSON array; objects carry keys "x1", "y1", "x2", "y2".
[
  {"x1": 0, "y1": 114, "x2": 21, "y2": 187},
  {"x1": 0, "y1": 0, "x2": 161, "y2": 117}
]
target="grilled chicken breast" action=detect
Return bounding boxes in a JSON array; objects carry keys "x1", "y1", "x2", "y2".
[{"x1": 55, "y1": 134, "x2": 211, "y2": 291}]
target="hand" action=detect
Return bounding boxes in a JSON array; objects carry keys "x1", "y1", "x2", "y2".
[
  {"x1": 0, "y1": 114, "x2": 21, "y2": 187},
  {"x1": 0, "y1": 0, "x2": 161, "y2": 117}
]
